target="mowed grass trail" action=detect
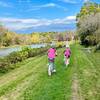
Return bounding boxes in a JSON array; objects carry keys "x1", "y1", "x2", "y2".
[
  {"x1": 0, "y1": 44, "x2": 100, "y2": 100},
  {"x1": 0, "y1": 47, "x2": 73, "y2": 100},
  {"x1": 71, "y1": 44, "x2": 100, "y2": 100}
]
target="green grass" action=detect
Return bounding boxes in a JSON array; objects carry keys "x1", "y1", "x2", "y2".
[
  {"x1": 0, "y1": 44, "x2": 99, "y2": 100},
  {"x1": 73, "y1": 44, "x2": 100, "y2": 100},
  {"x1": 20, "y1": 48, "x2": 73, "y2": 100}
]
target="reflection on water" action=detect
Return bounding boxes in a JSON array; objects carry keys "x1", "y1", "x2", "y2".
[{"x1": 0, "y1": 44, "x2": 46, "y2": 57}]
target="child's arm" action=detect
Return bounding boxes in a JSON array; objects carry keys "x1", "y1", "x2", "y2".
[
  {"x1": 47, "y1": 49, "x2": 49, "y2": 55},
  {"x1": 63, "y1": 50, "x2": 65, "y2": 53},
  {"x1": 55, "y1": 50, "x2": 57, "y2": 56},
  {"x1": 69, "y1": 49, "x2": 71, "y2": 55}
]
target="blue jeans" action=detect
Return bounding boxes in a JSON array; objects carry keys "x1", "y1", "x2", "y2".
[{"x1": 48, "y1": 58, "x2": 55, "y2": 70}]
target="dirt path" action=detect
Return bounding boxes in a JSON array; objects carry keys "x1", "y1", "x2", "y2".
[{"x1": 72, "y1": 73, "x2": 79, "y2": 100}]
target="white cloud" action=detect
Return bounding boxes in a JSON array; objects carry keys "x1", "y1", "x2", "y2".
[
  {"x1": 39, "y1": 3, "x2": 56, "y2": 7},
  {"x1": 27, "y1": 3, "x2": 56, "y2": 11},
  {"x1": 18, "y1": 0, "x2": 31, "y2": 3},
  {"x1": 0, "y1": 16, "x2": 76, "y2": 31},
  {"x1": 27, "y1": 3, "x2": 67, "y2": 11},
  {"x1": 66, "y1": 16, "x2": 76, "y2": 20},
  {"x1": 58, "y1": 0, "x2": 78, "y2": 4},
  {"x1": 84, "y1": 0, "x2": 90, "y2": 2},
  {"x1": 0, "y1": 1, "x2": 12, "y2": 8}
]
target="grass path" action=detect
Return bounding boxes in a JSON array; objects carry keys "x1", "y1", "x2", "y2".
[
  {"x1": 72, "y1": 44, "x2": 100, "y2": 100},
  {"x1": 0, "y1": 44, "x2": 100, "y2": 100}
]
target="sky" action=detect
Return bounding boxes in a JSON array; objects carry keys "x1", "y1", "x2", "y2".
[{"x1": 0, "y1": 0, "x2": 100, "y2": 33}]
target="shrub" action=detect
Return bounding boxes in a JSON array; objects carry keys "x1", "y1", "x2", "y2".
[
  {"x1": 0, "y1": 46, "x2": 50, "y2": 74},
  {"x1": 27, "y1": 49, "x2": 36, "y2": 57},
  {"x1": 94, "y1": 43, "x2": 100, "y2": 52},
  {"x1": 96, "y1": 43, "x2": 100, "y2": 50},
  {"x1": 84, "y1": 35, "x2": 97, "y2": 46},
  {"x1": 7, "y1": 51, "x2": 28, "y2": 64},
  {"x1": 77, "y1": 12, "x2": 100, "y2": 46},
  {"x1": 0, "y1": 58, "x2": 10, "y2": 73}
]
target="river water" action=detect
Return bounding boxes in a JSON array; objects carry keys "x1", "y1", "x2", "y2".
[{"x1": 0, "y1": 44, "x2": 46, "y2": 57}]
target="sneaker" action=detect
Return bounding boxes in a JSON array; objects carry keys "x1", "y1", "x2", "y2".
[
  {"x1": 48, "y1": 69, "x2": 51, "y2": 76},
  {"x1": 52, "y1": 69, "x2": 56, "y2": 73}
]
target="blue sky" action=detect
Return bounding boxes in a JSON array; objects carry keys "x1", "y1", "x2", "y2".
[{"x1": 0, "y1": 0, "x2": 100, "y2": 33}]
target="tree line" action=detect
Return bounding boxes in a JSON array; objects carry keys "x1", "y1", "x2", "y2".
[
  {"x1": 76, "y1": 1, "x2": 100, "y2": 50},
  {"x1": 0, "y1": 24, "x2": 75, "y2": 48}
]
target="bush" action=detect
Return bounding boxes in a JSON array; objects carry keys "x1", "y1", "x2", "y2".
[
  {"x1": 94, "y1": 43, "x2": 100, "y2": 52},
  {"x1": 84, "y1": 35, "x2": 97, "y2": 46},
  {"x1": 7, "y1": 51, "x2": 28, "y2": 64},
  {"x1": 77, "y1": 12, "x2": 100, "y2": 46},
  {"x1": 0, "y1": 58, "x2": 10, "y2": 73},
  {"x1": 0, "y1": 46, "x2": 50, "y2": 74},
  {"x1": 27, "y1": 49, "x2": 35, "y2": 57},
  {"x1": 96, "y1": 43, "x2": 100, "y2": 50}
]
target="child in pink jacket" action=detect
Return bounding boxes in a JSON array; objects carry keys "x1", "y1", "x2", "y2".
[
  {"x1": 64, "y1": 45, "x2": 71, "y2": 67},
  {"x1": 47, "y1": 47, "x2": 57, "y2": 73}
]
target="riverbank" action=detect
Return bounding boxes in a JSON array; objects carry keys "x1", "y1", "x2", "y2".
[
  {"x1": 0, "y1": 43, "x2": 47, "y2": 49},
  {"x1": 0, "y1": 45, "x2": 25, "y2": 49},
  {"x1": 0, "y1": 46, "x2": 50, "y2": 74},
  {"x1": 0, "y1": 43, "x2": 47, "y2": 57}
]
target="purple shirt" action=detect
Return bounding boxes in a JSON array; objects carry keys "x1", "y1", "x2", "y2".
[
  {"x1": 48, "y1": 48, "x2": 56, "y2": 59},
  {"x1": 64, "y1": 48, "x2": 71, "y2": 58}
]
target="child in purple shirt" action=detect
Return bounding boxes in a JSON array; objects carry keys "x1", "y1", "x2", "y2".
[
  {"x1": 47, "y1": 47, "x2": 57, "y2": 75},
  {"x1": 64, "y1": 45, "x2": 71, "y2": 67},
  {"x1": 48, "y1": 48, "x2": 56, "y2": 59}
]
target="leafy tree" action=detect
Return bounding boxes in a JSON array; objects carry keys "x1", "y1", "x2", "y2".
[{"x1": 76, "y1": 2, "x2": 100, "y2": 46}]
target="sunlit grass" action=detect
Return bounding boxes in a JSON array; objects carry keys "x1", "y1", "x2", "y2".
[{"x1": 0, "y1": 44, "x2": 99, "y2": 100}]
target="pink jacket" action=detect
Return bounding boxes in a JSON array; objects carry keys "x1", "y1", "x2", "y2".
[
  {"x1": 64, "y1": 48, "x2": 71, "y2": 58},
  {"x1": 48, "y1": 48, "x2": 56, "y2": 59}
]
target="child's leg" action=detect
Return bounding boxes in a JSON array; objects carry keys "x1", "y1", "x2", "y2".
[
  {"x1": 52, "y1": 59, "x2": 56, "y2": 72},
  {"x1": 53, "y1": 62, "x2": 56, "y2": 71},
  {"x1": 48, "y1": 62, "x2": 52, "y2": 76},
  {"x1": 67, "y1": 58, "x2": 69, "y2": 65},
  {"x1": 65, "y1": 58, "x2": 68, "y2": 65},
  {"x1": 66, "y1": 58, "x2": 70, "y2": 66}
]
